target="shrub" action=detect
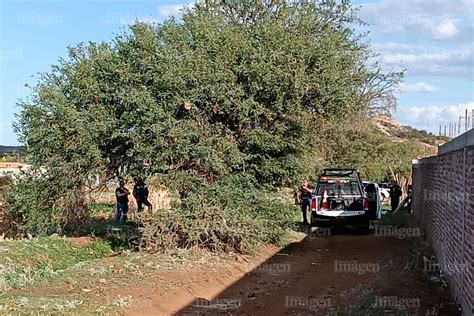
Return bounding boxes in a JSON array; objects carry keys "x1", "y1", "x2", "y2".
[
  {"x1": 4, "y1": 171, "x2": 90, "y2": 236},
  {"x1": 140, "y1": 175, "x2": 295, "y2": 253}
]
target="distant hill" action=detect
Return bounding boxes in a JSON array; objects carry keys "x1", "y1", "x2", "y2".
[
  {"x1": 373, "y1": 116, "x2": 449, "y2": 148},
  {"x1": 0, "y1": 146, "x2": 25, "y2": 154}
]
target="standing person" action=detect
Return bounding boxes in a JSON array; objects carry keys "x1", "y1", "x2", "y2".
[
  {"x1": 389, "y1": 180, "x2": 402, "y2": 212},
  {"x1": 115, "y1": 180, "x2": 130, "y2": 224},
  {"x1": 298, "y1": 179, "x2": 313, "y2": 225},
  {"x1": 407, "y1": 184, "x2": 413, "y2": 213},
  {"x1": 133, "y1": 177, "x2": 153, "y2": 213}
]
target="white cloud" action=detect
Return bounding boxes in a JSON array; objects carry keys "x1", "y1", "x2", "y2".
[
  {"x1": 135, "y1": 17, "x2": 161, "y2": 24},
  {"x1": 358, "y1": 0, "x2": 472, "y2": 40},
  {"x1": 361, "y1": 0, "x2": 473, "y2": 79},
  {"x1": 373, "y1": 43, "x2": 473, "y2": 79},
  {"x1": 395, "y1": 102, "x2": 474, "y2": 133},
  {"x1": 157, "y1": 3, "x2": 193, "y2": 18},
  {"x1": 434, "y1": 19, "x2": 459, "y2": 39},
  {"x1": 398, "y1": 82, "x2": 438, "y2": 93}
]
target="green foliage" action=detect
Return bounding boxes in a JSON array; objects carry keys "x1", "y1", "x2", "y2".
[
  {"x1": 321, "y1": 116, "x2": 422, "y2": 182},
  {"x1": 5, "y1": 171, "x2": 91, "y2": 235},
  {"x1": 9, "y1": 1, "x2": 403, "y2": 249},
  {"x1": 141, "y1": 174, "x2": 295, "y2": 253}
]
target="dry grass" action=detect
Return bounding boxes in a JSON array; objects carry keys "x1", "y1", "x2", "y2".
[{"x1": 89, "y1": 181, "x2": 173, "y2": 220}]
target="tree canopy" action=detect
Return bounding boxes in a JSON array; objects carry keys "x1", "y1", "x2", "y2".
[{"x1": 11, "y1": 0, "x2": 403, "y2": 235}]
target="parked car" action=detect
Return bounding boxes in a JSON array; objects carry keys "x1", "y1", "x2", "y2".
[
  {"x1": 308, "y1": 169, "x2": 381, "y2": 233},
  {"x1": 363, "y1": 180, "x2": 389, "y2": 202},
  {"x1": 377, "y1": 182, "x2": 391, "y2": 202}
]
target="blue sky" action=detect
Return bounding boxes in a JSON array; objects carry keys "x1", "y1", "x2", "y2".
[{"x1": 1, "y1": 0, "x2": 473, "y2": 145}]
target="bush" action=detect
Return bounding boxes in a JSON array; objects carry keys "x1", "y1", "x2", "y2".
[
  {"x1": 140, "y1": 175, "x2": 295, "y2": 254},
  {"x1": 4, "y1": 171, "x2": 90, "y2": 236}
]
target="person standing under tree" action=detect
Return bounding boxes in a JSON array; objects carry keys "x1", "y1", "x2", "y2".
[
  {"x1": 133, "y1": 177, "x2": 153, "y2": 213},
  {"x1": 389, "y1": 180, "x2": 402, "y2": 212},
  {"x1": 297, "y1": 179, "x2": 313, "y2": 225},
  {"x1": 115, "y1": 180, "x2": 130, "y2": 224}
]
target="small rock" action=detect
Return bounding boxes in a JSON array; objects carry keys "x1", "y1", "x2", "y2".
[{"x1": 99, "y1": 278, "x2": 107, "y2": 284}]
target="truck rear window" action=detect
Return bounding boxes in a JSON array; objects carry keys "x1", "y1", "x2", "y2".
[{"x1": 316, "y1": 181, "x2": 362, "y2": 197}]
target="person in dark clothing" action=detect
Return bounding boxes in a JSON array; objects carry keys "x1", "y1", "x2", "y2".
[
  {"x1": 298, "y1": 180, "x2": 313, "y2": 225},
  {"x1": 389, "y1": 181, "x2": 403, "y2": 212},
  {"x1": 365, "y1": 183, "x2": 378, "y2": 219},
  {"x1": 407, "y1": 184, "x2": 413, "y2": 213},
  {"x1": 133, "y1": 177, "x2": 153, "y2": 213},
  {"x1": 115, "y1": 180, "x2": 130, "y2": 223}
]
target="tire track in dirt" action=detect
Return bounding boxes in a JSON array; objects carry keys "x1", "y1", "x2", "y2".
[{"x1": 126, "y1": 230, "x2": 460, "y2": 316}]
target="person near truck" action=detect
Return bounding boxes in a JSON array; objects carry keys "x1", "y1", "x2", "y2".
[
  {"x1": 407, "y1": 184, "x2": 413, "y2": 213},
  {"x1": 389, "y1": 181, "x2": 402, "y2": 212},
  {"x1": 297, "y1": 179, "x2": 313, "y2": 225},
  {"x1": 133, "y1": 177, "x2": 153, "y2": 213},
  {"x1": 115, "y1": 180, "x2": 130, "y2": 223}
]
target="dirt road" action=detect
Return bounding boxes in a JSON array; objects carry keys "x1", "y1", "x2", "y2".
[{"x1": 126, "y1": 227, "x2": 461, "y2": 316}]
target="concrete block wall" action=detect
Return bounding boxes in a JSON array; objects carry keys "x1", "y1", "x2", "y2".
[{"x1": 412, "y1": 130, "x2": 473, "y2": 315}]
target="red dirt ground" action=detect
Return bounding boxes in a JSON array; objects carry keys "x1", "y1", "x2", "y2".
[{"x1": 121, "y1": 230, "x2": 460, "y2": 316}]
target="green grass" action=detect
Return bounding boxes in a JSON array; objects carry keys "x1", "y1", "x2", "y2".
[
  {"x1": 0, "y1": 235, "x2": 207, "y2": 314},
  {"x1": 378, "y1": 206, "x2": 410, "y2": 227},
  {"x1": 0, "y1": 237, "x2": 112, "y2": 291}
]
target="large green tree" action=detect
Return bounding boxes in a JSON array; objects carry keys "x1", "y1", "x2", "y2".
[{"x1": 11, "y1": 0, "x2": 401, "y2": 234}]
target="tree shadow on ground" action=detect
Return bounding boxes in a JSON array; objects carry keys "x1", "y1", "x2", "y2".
[{"x1": 174, "y1": 211, "x2": 461, "y2": 316}]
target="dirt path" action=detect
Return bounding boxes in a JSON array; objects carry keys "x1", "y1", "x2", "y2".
[{"x1": 125, "y1": 228, "x2": 460, "y2": 316}]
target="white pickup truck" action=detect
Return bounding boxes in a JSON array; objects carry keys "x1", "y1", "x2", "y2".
[{"x1": 308, "y1": 169, "x2": 381, "y2": 233}]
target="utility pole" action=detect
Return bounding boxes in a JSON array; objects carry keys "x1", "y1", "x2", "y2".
[
  {"x1": 472, "y1": 110, "x2": 474, "y2": 129},
  {"x1": 465, "y1": 109, "x2": 468, "y2": 131}
]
